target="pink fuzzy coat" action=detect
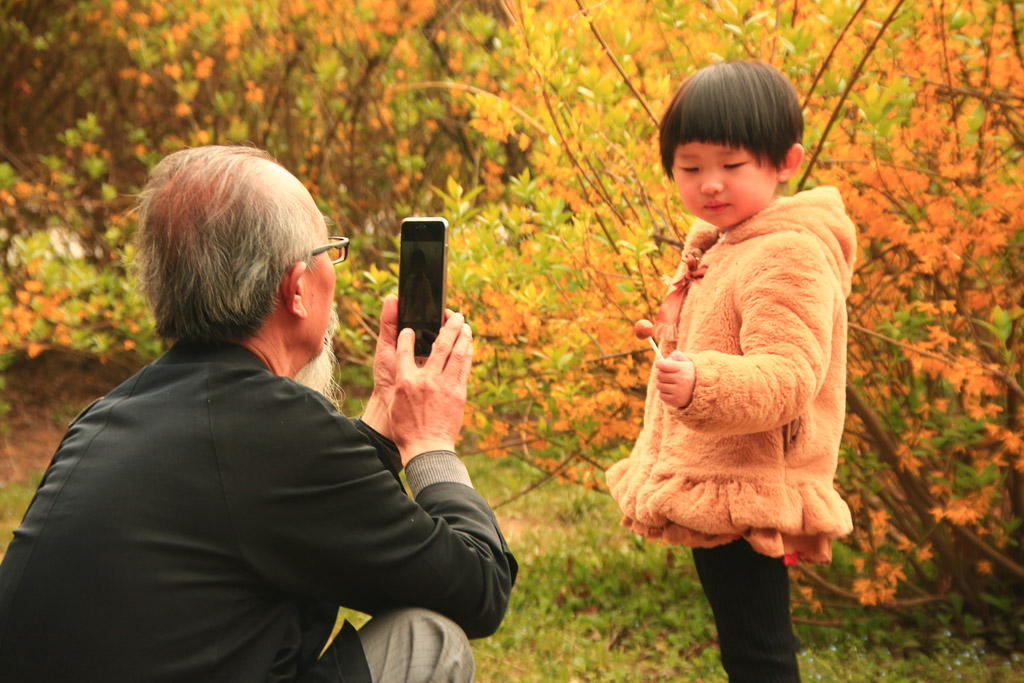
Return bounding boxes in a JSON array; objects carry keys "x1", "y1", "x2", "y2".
[{"x1": 607, "y1": 186, "x2": 857, "y2": 563}]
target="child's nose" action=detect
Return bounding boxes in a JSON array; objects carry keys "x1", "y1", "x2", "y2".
[{"x1": 701, "y1": 176, "x2": 723, "y2": 195}]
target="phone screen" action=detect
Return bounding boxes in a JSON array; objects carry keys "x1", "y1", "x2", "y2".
[{"x1": 397, "y1": 217, "x2": 448, "y2": 357}]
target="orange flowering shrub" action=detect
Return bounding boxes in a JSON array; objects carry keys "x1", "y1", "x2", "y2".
[
  {"x1": 1, "y1": 0, "x2": 1021, "y2": 646},
  {"x1": 1, "y1": 0, "x2": 507, "y2": 378},
  {"x1": 446, "y1": 0, "x2": 1023, "y2": 646}
]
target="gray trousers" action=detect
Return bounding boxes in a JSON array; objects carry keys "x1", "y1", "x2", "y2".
[
  {"x1": 358, "y1": 608, "x2": 475, "y2": 683},
  {"x1": 300, "y1": 607, "x2": 474, "y2": 683}
]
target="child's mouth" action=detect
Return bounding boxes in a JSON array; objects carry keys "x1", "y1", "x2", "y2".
[{"x1": 705, "y1": 201, "x2": 728, "y2": 212}]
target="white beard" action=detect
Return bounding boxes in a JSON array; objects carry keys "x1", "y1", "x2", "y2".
[{"x1": 295, "y1": 307, "x2": 342, "y2": 405}]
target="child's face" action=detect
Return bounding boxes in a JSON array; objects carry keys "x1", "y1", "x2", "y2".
[{"x1": 671, "y1": 142, "x2": 797, "y2": 230}]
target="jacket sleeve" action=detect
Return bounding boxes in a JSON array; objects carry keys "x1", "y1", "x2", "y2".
[
  {"x1": 677, "y1": 233, "x2": 838, "y2": 435},
  {"x1": 213, "y1": 381, "x2": 517, "y2": 639},
  {"x1": 353, "y1": 418, "x2": 403, "y2": 482}
]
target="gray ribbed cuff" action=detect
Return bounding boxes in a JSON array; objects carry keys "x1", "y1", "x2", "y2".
[{"x1": 405, "y1": 450, "x2": 473, "y2": 497}]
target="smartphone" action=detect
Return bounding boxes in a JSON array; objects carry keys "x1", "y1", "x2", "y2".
[{"x1": 397, "y1": 217, "x2": 449, "y2": 357}]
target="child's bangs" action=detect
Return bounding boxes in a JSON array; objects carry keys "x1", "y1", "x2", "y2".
[
  {"x1": 675, "y1": 75, "x2": 771, "y2": 157},
  {"x1": 659, "y1": 61, "x2": 803, "y2": 177}
]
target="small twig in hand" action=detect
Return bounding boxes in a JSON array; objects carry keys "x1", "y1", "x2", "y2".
[{"x1": 648, "y1": 337, "x2": 663, "y2": 360}]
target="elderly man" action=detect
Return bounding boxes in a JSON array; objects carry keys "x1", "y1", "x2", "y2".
[{"x1": 0, "y1": 146, "x2": 517, "y2": 682}]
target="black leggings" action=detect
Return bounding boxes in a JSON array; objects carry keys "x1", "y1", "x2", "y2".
[{"x1": 692, "y1": 540, "x2": 801, "y2": 682}]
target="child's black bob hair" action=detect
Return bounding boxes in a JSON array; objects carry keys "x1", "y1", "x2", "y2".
[{"x1": 659, "y1": 61, "x2": 804, "y2": 179}]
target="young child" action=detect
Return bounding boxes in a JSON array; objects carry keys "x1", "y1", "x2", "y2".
[{"x1": 606, "y1": 61, "x2": 856, "y2": 681}]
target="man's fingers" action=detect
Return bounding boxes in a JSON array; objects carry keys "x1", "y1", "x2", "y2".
[
  {"x1": 380, "y1": 294, "x2": 398, "y2": 327},
  {"x1": 445, "y1": 323, "x2": 474, "y2": 384},
  {"x1": 395, "y1": 312, "x2": 473, "y2": 380},
  {"x1": 376, "y1": 294, "x2": 400, "y2": 353},
  {"x1": 424, "y1": 312, "x2": 464, "y2": 369},
  {"x1": 395, "y1": 328, "x2": 420, "y2": 375}
]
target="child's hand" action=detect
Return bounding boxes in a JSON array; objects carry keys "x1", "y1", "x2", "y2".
[{"x1": 654, "y1": 350, "x2": 696, "y2": 408}]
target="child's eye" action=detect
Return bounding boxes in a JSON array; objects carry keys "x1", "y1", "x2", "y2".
[
  {"x1": 678, "y1": 167, "x2": 699, "y2": 173},
  {"x1": 724, "y1": 162, "x2": 745, "y2": 169}
]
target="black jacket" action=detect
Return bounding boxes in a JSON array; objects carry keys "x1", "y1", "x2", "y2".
[{"x1": 0, "y1": 343, "x2": 516, "y2": 681}]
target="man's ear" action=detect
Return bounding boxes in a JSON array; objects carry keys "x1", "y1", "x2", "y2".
[
  {"x1": 776, "y1": 143, "x2": 804, "y2": 182},
  {"x1": 279, "y1": 261, "x2": 310, "y2": 319}
]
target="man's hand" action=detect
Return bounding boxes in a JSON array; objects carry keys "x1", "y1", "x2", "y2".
[
  {"x1": 390, "y1": 311, "x2": 474, "y2": 466},
  {"x1": 654, "y1": 350, "x2": 696, "y2": 408},
  {"x1": 361, "y1": 294, "x2": 400, "y2": 439}
]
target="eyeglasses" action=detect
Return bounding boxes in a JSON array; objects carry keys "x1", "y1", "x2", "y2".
[{"x1": 311, "y1": 236, "x2": 350, "y2": 264}]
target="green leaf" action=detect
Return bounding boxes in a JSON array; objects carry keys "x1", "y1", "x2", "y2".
[
  {"x1": 0, "y1": 163, "x2": 16, "y2": 189},
  {"x1": 83, "y1": 156, "x2": 108, "y2": 180}
]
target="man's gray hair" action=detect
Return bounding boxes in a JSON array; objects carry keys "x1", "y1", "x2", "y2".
[{"x1": 133, "y1": 146, "x2": 318, "y2": 342}]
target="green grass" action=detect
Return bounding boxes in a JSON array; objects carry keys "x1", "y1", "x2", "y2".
[
  {"x1": 3, "y1": 458, "x2": 1022, "y2": 681},
  {"x1": 461, "y1": 455, "x2": 1024, "y2": 682}
]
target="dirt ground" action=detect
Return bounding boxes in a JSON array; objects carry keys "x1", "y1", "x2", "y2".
[{"x1": 1, "y1": 352, "x2": 135, "y2": 485}]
